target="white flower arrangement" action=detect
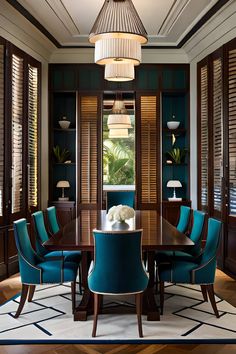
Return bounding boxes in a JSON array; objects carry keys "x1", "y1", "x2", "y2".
[{"x1": 107, "y1": 204, "x2": 135, "y2": 222}]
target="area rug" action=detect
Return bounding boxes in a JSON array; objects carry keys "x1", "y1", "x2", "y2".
[{"x1": 0, "y1": 283, "x2": 236, "y2": 344}]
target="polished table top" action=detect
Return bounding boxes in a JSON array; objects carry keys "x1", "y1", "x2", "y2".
[{"x1": 44, "y1": 210, "x2": 194, "y2": 251}]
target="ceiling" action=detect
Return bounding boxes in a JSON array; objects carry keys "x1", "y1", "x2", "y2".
[{"x1": 12, "y1": 0, "x2": 224, "y2": 47}]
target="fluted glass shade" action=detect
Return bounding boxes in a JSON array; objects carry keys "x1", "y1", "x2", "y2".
[
  {"x1": 95, "y1": 38, "x2": 141, "y2": 65},
  {"x1": 167, "y1": 180, "x2": 182, "y2": 188},
  {"x1": 56, "y1": 180, "x2": 70, "y2": 188},
  {"x1": 105, "y1": 63, "x2": 134, "y2": 81},
  {"x1": 109, "y1": 128, "x2": 129, "y2": 138},
  {"x1": 89, "y1": 0, "x2": 148, "y2": 44}
]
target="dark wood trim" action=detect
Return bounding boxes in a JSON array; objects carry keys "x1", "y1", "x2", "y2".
[{"x1": 7, "y1": 0, "x2": 231, "y2": 49}]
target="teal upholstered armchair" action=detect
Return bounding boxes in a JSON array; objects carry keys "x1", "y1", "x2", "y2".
[
  {"x1": 106, "y1": 191, "x2": 135, "y2": 211},
  {"x1": 158, "y1": 218, "x2": 222, "y2": 318},
  {"x1": 46, "y1": 206, "x2": 60, "y2": 235},
  {"x1": 177, "y1": 205, "x2": 191, "y2": 233},
  {"x1": 32, "y1": 210, "x2": 82, "y2": 294},
  {"x1": 88, "y1": 230, "x2": 149, "y2": 337},
  {"x1": 13, "y1": 219, "x2": 79, "y2": 318}
]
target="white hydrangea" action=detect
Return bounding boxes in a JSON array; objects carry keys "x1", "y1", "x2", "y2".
[{"x1": 107, "y1": 204, "x2": 135, "y2": 222}]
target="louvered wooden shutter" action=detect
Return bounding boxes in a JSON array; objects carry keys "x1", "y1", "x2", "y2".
[
  {"x1": 228, "y1": 48, "x2": 236, "y2": 216},
  {"x1": 28, "y1": 64, "x2": 39, "y2": 210},
  {"x1": 199, "y1": 65, "x2": 208, "y2": 210},
  {"x1": 137, "y1": 94, "x2": 160, "y2": 210},
  {"x1": 0, "y1": 45, "x2": 4, "y2": 217},
  {"x1": 11, "y1": 54, "x2": 23, "y2": 214},
  {"x1": 213, "y1": 57, "x2": 223, "y2": 213},
  {"x1": 78, "y1": 95, "x2": 101, "y2": 209}
]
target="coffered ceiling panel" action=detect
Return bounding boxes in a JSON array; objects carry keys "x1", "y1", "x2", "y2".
[{"x1": 13, "y1": 0, "x2": 225, "y2": 47}]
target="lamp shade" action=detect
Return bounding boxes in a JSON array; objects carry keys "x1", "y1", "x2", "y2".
[
  {"x1": 167, "y1": 180, "x2": 182, "y2": 188},
  {"x1": 105, "y1": 63, "x2": 135, "y2": 81},
  {"x1": 89, "y1": 0, "x2": 148, "y2": 44},
  {"x1": 95, "y1": 38, "x2": 141, "y2": 65},
  {"x1": 56, "y1": 180, "x2": 70, "y2": 188},
  {"x1": 107, "y1": 98, "x2": 132, "y2": 129},
  {"x1": 109, "y1": 128, "x2": 129, "y2": 138}
]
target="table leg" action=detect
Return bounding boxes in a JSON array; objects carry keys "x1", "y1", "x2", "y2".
[
  {"x1": 143, "y1": 250, "x2": 160, "y2": 321},
  {"x1": 73, "y1": 251, "x2": 93, "y2": 321}
]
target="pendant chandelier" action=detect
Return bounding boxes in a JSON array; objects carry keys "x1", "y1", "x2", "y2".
[
  {"x1": 89, "y1": 0, "x2": 148, "y2": 70},
  {"x1": 107, "y1": 97, "x2": 132, "y2": 129},
  {"x1": 109, "y1": 128, "x2": 129, "y2": 138},
  {"x1": 105, "y1": 63, "x2": 135, "y2": 82}
]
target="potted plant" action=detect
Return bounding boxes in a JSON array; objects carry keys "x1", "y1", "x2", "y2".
[
  {"x1": 166, "y1": 147, "x2": 187, "y2": 164},
  {"x1": 53, "y1": 145, "x2": 70, "y2": 163}
]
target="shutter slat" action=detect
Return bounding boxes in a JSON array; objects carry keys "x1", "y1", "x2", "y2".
[{"x1": 200, "y1": 65, "x2": 208, "y2": 209}]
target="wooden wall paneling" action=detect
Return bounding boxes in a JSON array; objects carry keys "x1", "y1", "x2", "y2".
[{"x1": 77, "y1": 93, "x2": 102, "y2": 210}]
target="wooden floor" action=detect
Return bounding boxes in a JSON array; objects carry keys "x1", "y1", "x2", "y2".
[{"x1": 0, "y1": 269, "x2": 235, "y2": 354}]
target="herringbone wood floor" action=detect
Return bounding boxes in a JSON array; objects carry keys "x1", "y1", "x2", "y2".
[{"x1": 0, "y1": 269, "x2": 235, "y2": 354}]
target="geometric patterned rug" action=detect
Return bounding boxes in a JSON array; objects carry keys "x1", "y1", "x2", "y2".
[{"x1": 0, "y1": 283, "x2": 236, "y2": 344}]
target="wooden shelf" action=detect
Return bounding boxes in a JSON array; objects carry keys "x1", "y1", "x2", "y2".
[
  {"x1": 163, "y1": 128, "x2": 186, "y2": 137},
  {"x1": 163, "y1": 162, "x2": 188, "y2": 166},
  {"x1": 54, "y1": 128, "x2": 76, "y2": 131},
  {"x1": 53, "y1": 162, "x2": 76, "y2": 165}
]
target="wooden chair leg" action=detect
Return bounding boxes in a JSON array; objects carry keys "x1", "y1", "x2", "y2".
[
  {"x1": 200, "y1": 285, "x2": 208, "y2": 302},
  {"x1": 92, "y1": 293, "x2": 100, "y2": 337},
  {"x1": 28, "y1": 285, "x2": 36, "y2": 302},
  {"x1": 159, "y1": 280, "x2": 165, "y2": 315},
  {"x1": 71, "y1": 281, "x2": 76, "y2": 314},
  {"x1": 135, "y1": 293, "x2": 143, "y2": 338},
  {"x1": 206, "y1": 284, "x2": 219, "y2": 318},
  {"x1": 78, "y1": 265, "x2": 82, "y2": 295},
  {"x1": 14, "y1": 284, "x2": 29, "y2": 318}
]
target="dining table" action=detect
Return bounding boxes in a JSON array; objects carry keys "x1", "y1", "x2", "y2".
[{"x1": 44, "y1": 210, "x2": 194, "y2": 321}]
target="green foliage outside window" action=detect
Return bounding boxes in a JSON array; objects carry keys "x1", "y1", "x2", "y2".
[{"x1": 103, "y1": 114, "x2": 135, "y2": 186}]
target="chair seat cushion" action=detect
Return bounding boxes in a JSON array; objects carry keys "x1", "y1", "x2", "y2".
[
  {"x1": 155, "y1": 251, "x2": 174, "y2": 264},
  {"x1": 172, "y1": 251, "x2": 199, "y2": 262},
  {"x1": 38, "y1": 260, "x2": 79, "y2": 283},
  {"x1": 159, "y1": 260, "x2": 199, "y2": 284},
  {"x1": 44, "y1": 250, "x2": 81, "y2": 263}
]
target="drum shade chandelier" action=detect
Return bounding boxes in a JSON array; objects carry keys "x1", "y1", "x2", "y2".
[
  {"x1": 105, "y1": 63, "x2": 134, "y2": 81},
  {"x1": 89, "y1": 0, "x2": 148, "y2": 75},
  {"x1": 107, "y1": 97, "x2": 132, "y2": 129}
]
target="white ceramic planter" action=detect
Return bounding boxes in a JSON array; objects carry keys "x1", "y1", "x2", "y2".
[
  {"x1": 167, "y1": 121, "x2": 180, "y2": 130},
  {"x1": 59, "y1": 119, "x2": 71, "y2": 129}
]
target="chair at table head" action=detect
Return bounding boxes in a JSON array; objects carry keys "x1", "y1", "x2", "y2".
[
  {"x1": 106, "y1": 191, "x2": 135, "y2": 211},
  {"x1": 13, "y1": 218, "x2": 79, "y2": 318},
  {"x1": 46, "y1": 206, "x2": 60, "y2": 234},
  {"x1": 177, "y1": 205, "x2": 191, "y2": 233},
  {"x1": 88, "y1": 229, "x2": 149, "y2": 337}
]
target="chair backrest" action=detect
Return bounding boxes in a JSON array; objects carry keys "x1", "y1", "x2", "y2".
[
  {"x1": 88, "y1": 230, "x2": 148, "y2": 294},
  {"x1": 14, "y1": 218, "x2": 38, "y2": 265},
  {"x1": 189, "y1": 210, "x2": 206, "y2": 256},
  {"x1": 106, "y1": 191, "x2": 135, "y2": 211},
  {"x1": 202, "y1": 218, "x2": 222, "y2": 263},
  {"x1": 47, "y1": 206, "x2": 60, "y2": 234},
  {"x1": 177, "y1": 206, "x2": 191, "y2": 233},
  {"x1": 32, "y1": 211, "x2": 49, "y2": 255}
]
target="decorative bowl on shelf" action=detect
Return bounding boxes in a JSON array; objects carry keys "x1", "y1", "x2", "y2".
[
  {"x1": 58, "y1": 116, "x2": 71, "y2": 129},
  {"x1": 167, "y1": 121, "x2": 180, "y2": 130}
]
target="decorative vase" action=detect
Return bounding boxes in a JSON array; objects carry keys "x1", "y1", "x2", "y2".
[
  {"x1": 59, "y1": 116, "x2": 71, "y2": 129},
  {"x1": 112, "y1": 220, "x2": 129, "y2": 230},
  {"x1": 167, "y1": 115, "x2": 180, "y2": 130}
]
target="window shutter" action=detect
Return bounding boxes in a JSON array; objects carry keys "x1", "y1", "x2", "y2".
[
  {"x1": 78, "y1": 95, "x2": 101, "y2": 208},
  {"x1": 28, "y1": 64, "x2": 39, "y2": 209},
  {"x1": 137, "y1": 95, "x2": 160, "y2": 209},
  {"x1": 213, "y1": 57, "x2": 223, "y2": 213},
  {"x1": 0, "y1": 45, "x2": 4, "y2": 217},
  {"x1": 11, "y1": 54, "x2": 23, "y2": 214},
  {"x1": 228, "y1": 48, "x2": 236, "y2": 215},
  {"x1": 200, "y1": 65, "x2": 208, "y2": 210}
]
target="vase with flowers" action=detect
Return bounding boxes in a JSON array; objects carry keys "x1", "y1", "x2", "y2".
[{"x1": 107, "y1": 204, "x2": 135, "y2": 223}]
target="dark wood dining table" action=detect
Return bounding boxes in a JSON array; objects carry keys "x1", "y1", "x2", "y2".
[{"x1": 44, "y1": 210, "x2": 194, "y2": 321}]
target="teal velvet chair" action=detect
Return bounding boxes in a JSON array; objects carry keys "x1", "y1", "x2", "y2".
[
  {"x1": 158, "y1": 218, "x2": 222, "y2": 318},
  {"x1": 13, "y1": 218, "x2": 79, "y2": 318},
  {"x1": 32, "y1": 211, "x2": 82, "y2": 294},
  {"x1": 46, "y1": 206, "x2": 60, "y2": 235},
  {"x1": 106, "y1": 191, "x2": 135, "y2": 211},
  {"x1": 88, "y1": 230, "x2": 149, "y2": 337},
  {"x1": 177, "y1": 205, "x2": 191, "y2": 233}
]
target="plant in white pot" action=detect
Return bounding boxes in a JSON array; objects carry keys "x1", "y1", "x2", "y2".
[{"x1": 58, "y1": 116, "x2": 71, "y2": 129}]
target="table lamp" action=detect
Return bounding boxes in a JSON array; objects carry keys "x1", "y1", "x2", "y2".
[
  {"x1": 56, "y1": 180, "x2": 70, "y2": 201},
  {"x1": 167, "y1": 180, "x2": 182, "y2": 201}
]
